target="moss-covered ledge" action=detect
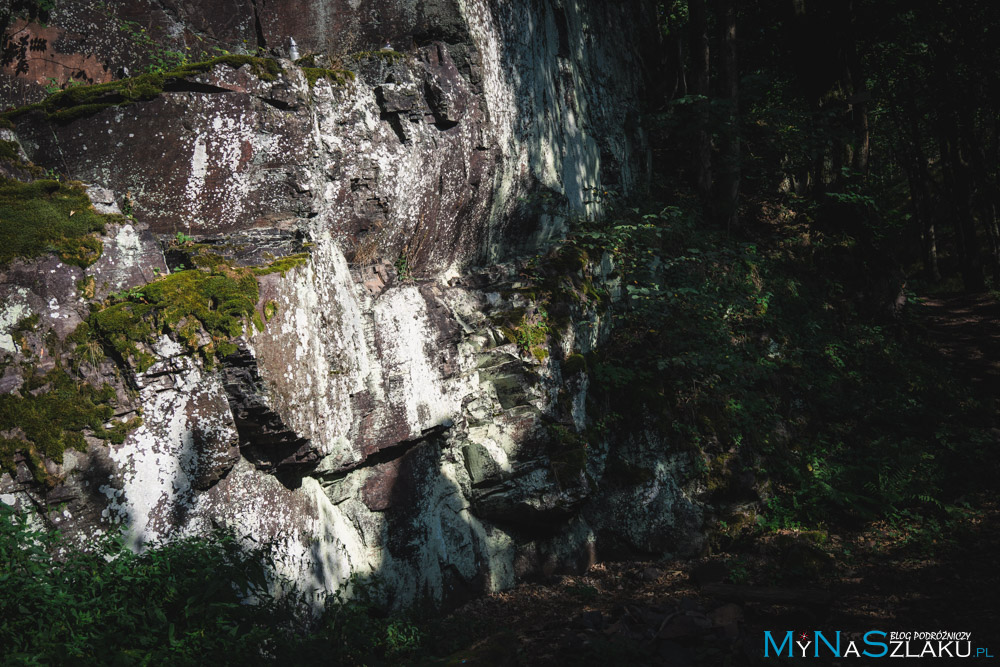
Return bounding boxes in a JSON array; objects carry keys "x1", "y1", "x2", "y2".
[
  {"x1": 1, "y1": 55, "x2": 282, "y2": 126},
  {"x1": 85, "y1": 250, "x2": 308, "y2": 373},
  {"x1": 0, "y1": 244, "x2": 308, "y2": 486}
]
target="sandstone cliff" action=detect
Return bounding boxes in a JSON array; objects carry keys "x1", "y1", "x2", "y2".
[{"x1": 0, "y1": 0, "x2": 704, "y2": 607}]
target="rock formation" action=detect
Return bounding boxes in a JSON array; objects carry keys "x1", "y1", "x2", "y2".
[{"x1": 1, "y1": 0, "x2": 705, "y2": 608}]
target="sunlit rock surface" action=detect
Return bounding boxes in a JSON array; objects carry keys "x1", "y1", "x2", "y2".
[{"x1": 0, "y1": 0, "x2": 704, "y2": 608}]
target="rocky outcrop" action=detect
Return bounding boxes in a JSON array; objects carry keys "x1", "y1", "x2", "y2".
[{"x1": 1, "y1": 0, "x2": 703, "y2": 609}]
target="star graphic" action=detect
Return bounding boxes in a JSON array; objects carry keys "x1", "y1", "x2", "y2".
[{"x1": 800, "y1": 632, "x2": 810, "y2": 641}]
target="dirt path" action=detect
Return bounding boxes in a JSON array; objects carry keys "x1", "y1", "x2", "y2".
[{"x1": 919, "y1": 292, "x2": 1000, "y2": 388}]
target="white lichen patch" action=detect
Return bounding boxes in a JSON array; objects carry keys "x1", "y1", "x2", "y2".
[
  {"x1": 372, "y1": 288, "x2": 458, "y2": 435},
  {"x1": 105, "y1": 357, "x2": 238, "y2": 547},
  {"x1": 0, "y1": 288, "x2": 31, "y2": 355}
]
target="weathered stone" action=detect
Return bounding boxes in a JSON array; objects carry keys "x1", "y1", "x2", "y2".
[
  {"x1": 85, "y1": 222, "x2": 168, "y2": 302},
  {"x1": 0, "y1": 0, "x2": 706, "y2": 613}
]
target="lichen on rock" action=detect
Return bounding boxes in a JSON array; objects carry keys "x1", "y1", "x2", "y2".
[{"x1": 0, "y1": 0, "x2": 688, "y2": 612}]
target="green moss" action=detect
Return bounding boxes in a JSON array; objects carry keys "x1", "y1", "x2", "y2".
[
  {"x1": 0, "y1": 140, "x2": 19, "y2": 162},
  {"x1": 54, "y1": 235, "x2": 104, "y2": 268},
  {"x1": 65, "y1": 321, "x2": 92, "y2": 346},
  {"x1": 8, "y1": 313, "x2": 39, "y2": 351},
  {"x1": 301, "y1": 67, "x2": 355, "y2": 88},
  {"x1": 2, "y1": 103, "x2": 44, "y2": 122},
  {"x1": 216, "y1": 341, "x2": 238, "y2": 358},
  {"x1": 0, "y1": 117, "x2": 13, "y2": 130},
  {"x1": 0, "y1": 178, "x2": 114, "y2": 267},
  {"x1": 263, "y1": 300, "x2": 279, "y2": 322},
  {"x1": 175, "y1": 55, "x2": 281, "y2": 81},
  {"x1": 0, "y1": 366, "x2": 136, "y2": 485},
  {"x1": 88, "y1": 300, "x2": 156, "y2": 371},
  {"x1": 76, "y1": 276, "x2": 96, "y2": 299},
  {"x1": 1, "y1": 56, "x2": 281, "y2": 126},
  {"x1": 188, "y1": 249, "x2": 228, "y2": 270},
  {"x1": 705, "y1": 451, "x2": 748, "y2": 499},
  {"x1": 46, "y1": 103, "x2": 121, "y2": 124},
  {"x1": 252, "y1": 252, "x2": 310, "y2": 276},
  {"x1": 510, "y1": 312, "x2": 549, "y2": 356},
  {"x1": 89, "y1": 264, "x2": 259, "y2": 369},
  {"x1": 11, "y1": 313, "x2": 39, "y2": 336},
  {"x1": 88, "y1": 253, "x2": 305, "y2": 369}
]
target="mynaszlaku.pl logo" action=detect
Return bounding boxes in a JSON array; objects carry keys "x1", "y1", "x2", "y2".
[{"x1": 763, "y1": 630, "x2": 994, "y2": 659}]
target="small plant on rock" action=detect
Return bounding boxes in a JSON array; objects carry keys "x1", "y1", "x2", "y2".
[{"x1": 395, "y1": 252, "x2": 413, "y2": 282}]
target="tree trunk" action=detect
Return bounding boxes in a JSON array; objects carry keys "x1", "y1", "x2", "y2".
[
  {"x1": 940, "y1": 123, "x2": 986, "y2": 292},
  {"x1": 714, "y1": 0, "x2": 739, "y2": 230},
  {"x1": 689, "y1": 0, "x2": 712, "y2": 199},
  {"x1": 845, "y1": 0, "x2": 869, "y2": 175},
  {"x1": 957, "y1": 117, "x2": 1000, "y2": 285},
  {"x1": 903, "y1": 117, "x2": 940, "y2": 282}
]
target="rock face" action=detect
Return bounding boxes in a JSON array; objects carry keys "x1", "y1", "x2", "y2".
[{"x1": 1, "y1": 0, "x2": 705, "y2": 608}]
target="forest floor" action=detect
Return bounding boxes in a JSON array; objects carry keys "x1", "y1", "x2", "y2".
[
  {"x1": 921, "y1": 292, "x2": 1000, "y2": 388},
  {"x1": 415, "y1": 294, "x2": 1000, "y2": 666}
]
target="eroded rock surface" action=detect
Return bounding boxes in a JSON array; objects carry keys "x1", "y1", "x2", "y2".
[{"x1": 1, "y1": 0, "x2": 704, "y2": 609}]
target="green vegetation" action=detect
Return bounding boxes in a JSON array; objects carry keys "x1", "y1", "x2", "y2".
[
  {"x1": 348, "y1": 50, "x2": 407, "y2": 65},
  {"x1": 264, "y1": 300, "x2": 279, "y2": 321},
  {"x1": 82, "y1": 248, "x2": 308, "y2": 372},
  {"x1": 301, "y1": 67, "x2": 355, "y2": 89},
  {"x1": 0, "y1": 227, "x2": 308, "y2": 477},
  {"x1": 1, "y1": 55, "x2": 280, "y2": 126},
  {"x1": 0, "y1": 139, "x2": 19, "y2": 161},
  {"x1": 88, "y1": 264, "x2": 261, "y2": 370},
  {"x1": 253, "y1": 252, "x2": 310, "y2": 276},
  {"x1": 394, "y1": 252, "x2": 412, "y2": 282},
  {"x1": 559, "y1": 194, "x2": 995, "y2": 531},
  {"x1": 0, "y1": 507, "x2": 425, "y2": 666},
  {"x1": 501, "y1": 309, "x2": 550, "y2": 362},
  {"x1": 0, "y1": 177, "x2": 115, "y2": 267},
  {"x1": 2, "y1": 0, "x2": 55, "y2": 24},
  {"x1": 0, "y1": 366, "x2": 139, "y2": 484}
]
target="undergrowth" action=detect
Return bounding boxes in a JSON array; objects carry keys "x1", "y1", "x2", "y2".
[
  {"x1": 0, "y1": 506, "x2": 423, "y2": 666},
  {"x1": 542, "y1": 194, "x2": 996, "y2": 533}
]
